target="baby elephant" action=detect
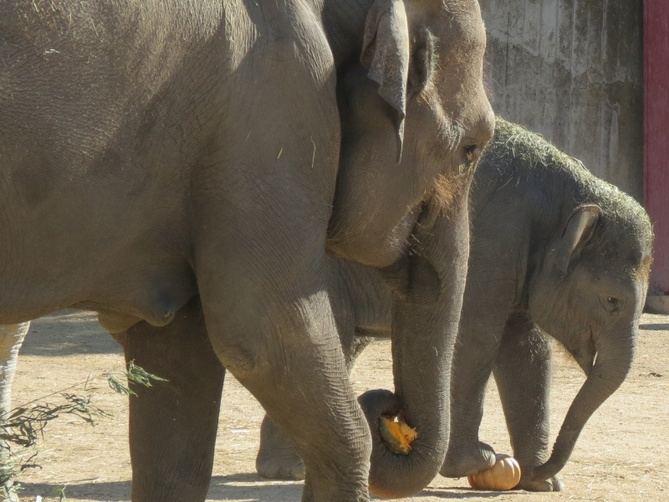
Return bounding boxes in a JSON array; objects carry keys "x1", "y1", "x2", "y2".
[
  {"x1": 256, "y1": 118, "x2": 653, "y2": 491},
  {"x1": 441, "y1": 118, "x2": 652, "y2": 490}
]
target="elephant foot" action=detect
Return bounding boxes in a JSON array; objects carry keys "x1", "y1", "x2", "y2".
[
  {"x1": 440, "y1": 441, "x2": 496, "y2": 478},
  {"x1": 256, "y1": 415, "x2": 305, "y2": 480},
  {"x1": 519, "y1": 475, "x2": 563, "y2": 492},
  {"x1": 256, "y1": 443, "x2": 305, "y2": 480}
]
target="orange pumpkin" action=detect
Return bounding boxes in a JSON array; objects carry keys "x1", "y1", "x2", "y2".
[
  {"x1": 378, "y1": 416, "x2": 418, "y2": 455},
  {"x1": 467, "y1": 454, "x2": 521, "y2": 491}
]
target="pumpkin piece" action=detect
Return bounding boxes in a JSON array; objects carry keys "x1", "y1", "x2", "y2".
[
  {"x1": 378, "y1": 416, "x2": 418, "y2": 455},
  {"x1": 467, "y1": 454, "x2": 521, "y2": 491}
]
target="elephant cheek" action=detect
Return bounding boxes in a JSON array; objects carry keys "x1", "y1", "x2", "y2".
[{"x1": 327, "y1": 208, "x2": 420, "y2": 269}]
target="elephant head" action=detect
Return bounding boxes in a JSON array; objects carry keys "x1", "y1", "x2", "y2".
[
  {"x1": 329, "y1": 0, "x2": 493, "y2": 268},
  {"x1": 326, "y1": 0, "x2": 493, "y2": 496},
  {"x1": 527, "y1": 201, "x2": 653, "y2": 482}
]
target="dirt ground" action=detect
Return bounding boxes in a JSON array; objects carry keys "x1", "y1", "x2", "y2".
[{"x1": 9, "y1": 310, "x2": 669, "y2": 502}]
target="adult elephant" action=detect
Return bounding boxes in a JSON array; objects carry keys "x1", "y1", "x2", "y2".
[{"x1": 0, "y1": 1, "x2": 492, "y2": 501}]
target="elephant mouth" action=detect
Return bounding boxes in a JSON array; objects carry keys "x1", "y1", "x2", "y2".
[
  {"x1": 571, "y1": 328, "x2": 596, "y2": 376},
  {"x1": 583, "y1": 328, "x2": 597, "y2": 375}
]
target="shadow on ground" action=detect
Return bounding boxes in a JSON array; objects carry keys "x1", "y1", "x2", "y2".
[
  {"x1": 18, "y1": 474, "x2": 298, "y2": 501},
  {"x1": 18, "y1": 473, "x2": 508, "y2": 501},
  {"x1": 640, "y1": 323, "x2": 669, "y2": 331},
  {"x1": 20, "y1": 310, "x2": 121, "y2": 357},
  {"x1": 17, "y1": 478, "x2": 130, "y2": 501}
]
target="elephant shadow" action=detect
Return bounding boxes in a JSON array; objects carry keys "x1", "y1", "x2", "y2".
[
  {"x1": 18, "y1": 473, "x2": 300, "y2": 501},
  {"x1": 21, "y1": 310, "x2": 122, "y2": 357},
  {"x1": 639, "y1": 322, "x2": 669, "y2": 331},
  {"x1": 17, "y1": 473, "x2": 507, "y2": 500}
]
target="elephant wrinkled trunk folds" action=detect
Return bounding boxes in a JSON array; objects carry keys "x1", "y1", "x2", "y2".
[
  {"x1": 359, "y1": 195, "x2": 470, "y2": 498},
  {"x1": 532, "y1": 325, "x2": 636, "y2": 482}
]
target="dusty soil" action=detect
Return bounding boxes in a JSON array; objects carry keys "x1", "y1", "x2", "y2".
[{"x1": 10, "y1": 311, "x2": 669, "y2": 502}]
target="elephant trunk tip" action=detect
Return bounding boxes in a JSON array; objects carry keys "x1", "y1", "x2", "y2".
[
  {"x1": 531, "y1": 427, "x2": 579, "y2": 483},
  {"x1": 358, "y1": 389, "x2": 444, "y2": 499},
  {"x1": 531, "y1": 457, "x2": 565, "y2": 483}
]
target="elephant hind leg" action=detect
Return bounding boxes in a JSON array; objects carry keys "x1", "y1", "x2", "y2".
[
  {"x1": 0, "y1": 322, "x2": 30, "y2": 414},
  {"x1": 493, "y1": 312, "x2": 562, "y2": 491},
  {"x1": 121, "y1": 299, "x2": 225, "y2": 502},
  {"x1": 0, "y1": 322, "x2": 30, "y2": 501},
  {"x1": 256, "y1": 414, "x2": 305, "y2": 480}
]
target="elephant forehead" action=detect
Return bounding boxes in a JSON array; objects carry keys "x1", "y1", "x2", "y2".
[
  {"x1": 411, "y1": 0, "x2": 487, "y2": 49},
  {"x1": 635, "y1": 255, "x2": 652, "y2": 284}
]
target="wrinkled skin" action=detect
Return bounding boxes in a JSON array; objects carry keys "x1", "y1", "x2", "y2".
[
  {"x1": 257, "y1": 119, "x2": 654, "y2": 492},
  {"x1": 0, "y1": 1, "x2": 492, "y2": 500}
]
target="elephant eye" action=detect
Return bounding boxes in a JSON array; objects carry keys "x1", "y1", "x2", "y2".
[
  {"x1": 605, "y1": 296, "x2": 620, "y2": 312},
  {"x1": 464, "y1": 144, "x2": 480, "y2": 164}
]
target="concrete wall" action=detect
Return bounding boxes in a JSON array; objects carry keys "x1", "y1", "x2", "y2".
[
  {"x1": 479, "y1": 0, "x2": 644, "y2": 200},
  {"x1": 644, "y1": 0, "x2": 669, "y2": 296}
]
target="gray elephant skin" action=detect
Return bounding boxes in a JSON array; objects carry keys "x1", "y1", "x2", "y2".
[
  {"x1": 0, "y1": 1, "x2": 493, "y2": 500},
  {"x1": 257, "y1": 118, "x2": 654, "y2": 492}
]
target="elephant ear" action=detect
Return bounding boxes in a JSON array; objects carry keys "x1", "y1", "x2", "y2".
[
  {"x1": 555, "y1": 204, "x2": 602, "y2": 275},
  {"x1": 361, "y1": 0, "x2": 411, "y2": 161}
]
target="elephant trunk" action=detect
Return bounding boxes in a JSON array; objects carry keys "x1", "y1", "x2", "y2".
[
  {"x1": 359, "y1": 196, "x2": 470, "y2": 498},
  {"x1": 532, "y1": 324, "x2": 636, "y2": 481}
]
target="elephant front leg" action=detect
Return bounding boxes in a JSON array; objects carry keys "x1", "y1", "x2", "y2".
[
  {"x1": 255, "y1": 331, "x2": 372, "y2": 481},
  {"x1": 192, "y1": 21, "x2": 372, "y2": 495},
  {"x1": 493, "y1": 312, "x2": 562, "y2": 491},
  {"x1": 118, "y1": 299, "x2": 225, "y2": 502},
  {"x1": 197, "y1": 252, "x2": 371, "y2": 501},
  {"x1": 441, "y1": 312, "x2": 507, "y2": 478},
  {"x1": 193, "y1": 160, "x2": 370, "y2": 499}
]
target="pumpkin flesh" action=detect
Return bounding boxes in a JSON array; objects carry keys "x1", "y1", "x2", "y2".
[{"x1": 378, "y1": 416, "x2": 418, "y2": 455}]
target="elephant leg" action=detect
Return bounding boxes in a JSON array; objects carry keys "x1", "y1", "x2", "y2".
[
  {"x1": 0, "y1": 323, "x2": 29, "y2": 414},
  {"x1": 344, "y1": 334, "x2": 374, "y2": 369},
  {"x1": 256, "y1": 414, "x2": 305, "y2": 481},
  {"x1": 117, "y1": 299, "x2": 225, "y2": 502},
  {"x1": 0, "y1": 322, "x2": 30, "y2": 501},
  {"x1": 493, "y1": 312, "x2": 563, "y2": 492},
  {"x1": 198, "y1": 249, "x2": 370, "y2": 501},
  {"x1": 193, "y1": 107, "x2": 370, "y2": 502},
  {"x1": 255, "y1": 333, "x2": 373, "y2": 481},
  {"x1": 441, "y1": 312, "x2": 508, "y2": 478}
]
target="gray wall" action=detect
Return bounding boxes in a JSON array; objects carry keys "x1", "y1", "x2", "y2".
[{"x1": 479, "y1": 0, "x2": 644, "y2": 200}]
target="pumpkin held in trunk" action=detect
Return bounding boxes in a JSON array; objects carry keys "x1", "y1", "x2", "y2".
[{"x1": 379, "y1": 416, "x2": 418, "y2": 455}]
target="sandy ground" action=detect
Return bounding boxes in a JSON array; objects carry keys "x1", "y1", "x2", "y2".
[{"x1": 8, "y1": 311, "x2": 669, "y2": 502}]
